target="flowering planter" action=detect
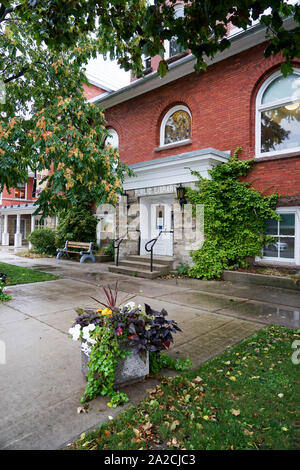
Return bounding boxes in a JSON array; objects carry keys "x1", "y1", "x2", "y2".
[{"x1": 81, "y1": 346, "x2": 149, "y2": 387}]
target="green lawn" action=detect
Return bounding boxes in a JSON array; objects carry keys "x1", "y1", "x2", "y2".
[
  {"x1": 0, "y1": 262, "x2": 59, "y2": 286},
  {"x1": 72, "y1": 326, "x2": 300, "y2": 450}
]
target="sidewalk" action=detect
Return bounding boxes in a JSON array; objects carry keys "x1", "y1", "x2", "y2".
[{"x1": 0, "y1": 251, "x2": 299, "y2": 449}]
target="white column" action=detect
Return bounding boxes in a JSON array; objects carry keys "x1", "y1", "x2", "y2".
[
  {"x1": 14, "y1": 214, "x2": 22, "y2": 248},
  {"x1": 2, "y1": 214, "x2": 9, "y2": 245},
  {"x1": 28, "y1": 214, "x2": 35, "y2": 250}
]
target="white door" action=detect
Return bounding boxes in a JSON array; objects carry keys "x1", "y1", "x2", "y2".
[{"x1": 140, "y1": 196, "x2": 173, "y2": 256}]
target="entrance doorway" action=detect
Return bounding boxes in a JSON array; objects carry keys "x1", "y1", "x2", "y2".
[{"x1": 140, "y1": 195, "x2": 173, "y2": 256}]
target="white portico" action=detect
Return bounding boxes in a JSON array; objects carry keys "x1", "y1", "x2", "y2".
[
  {"x1": 122, "y1": 148, "x2": 230, "y2": 263},
  {"x1": 0, "y1": 204, "x2": 56, "y2": 248}
]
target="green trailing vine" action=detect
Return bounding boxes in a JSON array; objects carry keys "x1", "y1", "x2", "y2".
[
  {"x1": 0, "y1": 280, "x2": 11, "y2": 302},
  {"x1": 186, "y1": 147, "x2": 279, "y2": 280},
  {"x1": 82, "y1": 325, "x2": 129, "y2": 408},
  {"x1": 149, "y1": 352, "x2": 193, "y2": 374}
]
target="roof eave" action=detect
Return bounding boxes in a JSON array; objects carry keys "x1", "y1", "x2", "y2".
[{"x1": 93, "y1": 16, "x2": 297, "y2": 109}]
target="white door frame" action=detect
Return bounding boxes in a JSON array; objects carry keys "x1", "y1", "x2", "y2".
[{"x1": 140, "y1": 195, "x2": 174, "y2": 256}]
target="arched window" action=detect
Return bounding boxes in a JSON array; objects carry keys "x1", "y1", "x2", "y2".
[
  {"x1": 256, "y1": 69, "x2": 300, "y2": 157},
  {"x1": 160, "y1": 105, "x2": 192, "y2": 146},
  {"x1": 105, "y1": 128, "x2": 119, "y2": 150}
]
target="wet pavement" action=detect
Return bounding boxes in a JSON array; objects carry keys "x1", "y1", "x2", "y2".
[{"x1": 0, "y1": 249, "x2": 299, "y2": 449}]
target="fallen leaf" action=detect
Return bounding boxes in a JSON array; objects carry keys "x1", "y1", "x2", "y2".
[
  {"x1": 77, "y1": 406, "x2": 88, "y2": 414},
  {"x1": 229, "y1": 376, "x2": 237, "y2": 381},
  {"x1": 133, "y1": 428, "x2": 141, "y2": 439},
  {"x1": 244, "y1": 429, "x2": 254, "y2": 436},
  {"x1": 231, "y1": 409, "x2": 241, "y2": 416},
  {"x1": 193, "y1": 376, "x2": 203, "y2": 384},
  {"x1": 142, "y1": 422, "x2": 152, "y2": 432},
  {"x1": 170, "y1": 420, "x2": 180, "y2": 431}
]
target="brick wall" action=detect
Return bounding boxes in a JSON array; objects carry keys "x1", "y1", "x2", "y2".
[
  {"x1": 105, "y1": 42, "x2": 300, "y2": 199},
  {"x1": 83, "y1": 83, "x2": 107, "y2": 100},
  {"x1": 1, "y1": 177, "x2": 36, "y2": 207}
]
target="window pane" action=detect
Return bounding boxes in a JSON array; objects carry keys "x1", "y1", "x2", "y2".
[
  {"x1": 262, "y1": 74, "x2": 300, "y2": 104},
  {"x1": 105, "y1": 129, "x2": 119, "y2": 150},
  {"x1": 265, "y1": 218, "x2": 278, "y2": 235},
  {"x1": 263, "y1": 237, "x2": 279, "y2": 257},
  {"x1": 14, "y1": 185, "x2": 25, "y2": 199},
  {"x1": 261, "y1": 103, "x2": 300, "y2": 152},
  {"x1": 165, "y1": 110, "x2": 191, "y2": 144},
  {"x1": 278, "y1": 237, "x2": 294, "y2": 259},
  {"x1": 279, "y1": 213, "x2": 295, "y2": 235}
]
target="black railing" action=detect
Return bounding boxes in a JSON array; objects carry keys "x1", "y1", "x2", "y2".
[
  {"x1": 144, "y1": 230, "x2": 173, "y2": 272},
  {"x1": 113, "y1": 229, "x2": 141, "y2": 266},
  {"x1": 113, "y1": 231, "x2": 127, "y2": 266}
]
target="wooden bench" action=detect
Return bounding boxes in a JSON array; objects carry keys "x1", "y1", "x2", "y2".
[{"x1": 56, "y1": 241, "x2": 96, "y2": 263}]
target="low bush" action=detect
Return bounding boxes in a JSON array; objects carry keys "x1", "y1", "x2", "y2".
[{"x1": 28, "y1": 227, "x2": 56, "y2": 255}]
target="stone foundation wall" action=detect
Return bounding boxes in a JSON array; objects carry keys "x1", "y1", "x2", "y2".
[{"x1": 116, "y1": 184, "x2": 198, "y2": 267}]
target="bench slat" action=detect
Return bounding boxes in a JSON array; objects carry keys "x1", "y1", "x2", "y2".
[{"x1": 67, "y1": 242, "x2": 90, "y2": 248}]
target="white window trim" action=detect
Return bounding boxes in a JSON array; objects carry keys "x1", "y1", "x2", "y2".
[
  {"x1": 256, "y1": 206, "x2": 300, "y2": 265},
  {"x1": 105, "y1": 128, "x2": 119, "y2": 150},
  {"x1": 160, "y1": 105, "x2": 192, "y2": 148},
  {"x1": 13, "y1": 183, "x2": 27, "y2": 201},
  {"x1": 255, "y1": 67, "x2": 300, "y2": 159}
]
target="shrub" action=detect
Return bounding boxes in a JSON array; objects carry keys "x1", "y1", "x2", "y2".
[
  {"x1": 28, "y1": 227, "x2": 56, "y2": 255},
  {"x1": 103, "y1": 240, "x2": 115, "y2": 258},
  {"x1": 56, "y1": 205, "x2": 98, "y2": 248},
  {"x1": 177, "y1": 263, "x2": 190, "y2": 276},
  {"x1": 186, "y1": 147, "x2": 279, "y2": 280}
]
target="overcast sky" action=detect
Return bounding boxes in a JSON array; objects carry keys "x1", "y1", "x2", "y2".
[{"x1": 85, "y1": 55, "x2": 131, "y2": 91}]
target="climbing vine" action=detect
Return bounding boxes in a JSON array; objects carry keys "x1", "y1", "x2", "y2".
[{"x1": 186, "y1": 148, "x2": 279, "y2": 280}]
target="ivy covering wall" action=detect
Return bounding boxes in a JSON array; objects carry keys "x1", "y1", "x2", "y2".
[{"x1": 186, "y1": 148, "x2": 279, "y2": 280}]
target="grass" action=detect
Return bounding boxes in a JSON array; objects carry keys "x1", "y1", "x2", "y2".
[
  {"x1": 0, "y1": 262, "x2": 59, "y2": 287},
  {"x1": 70, "y1": 326, "x2": 300, "y2": 450}
]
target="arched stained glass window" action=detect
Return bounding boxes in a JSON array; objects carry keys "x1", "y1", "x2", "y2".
[
  {"x1": 256, "y1": 69, "x2": 300, "y2": 156},
  {"x1": 161, "y1": 105, "x2": 191, "y2": 146},
  {"x1": 105, "y1": 128, "x2": 119, "y2": 150}
]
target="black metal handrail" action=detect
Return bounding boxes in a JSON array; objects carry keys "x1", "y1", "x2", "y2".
[
  {"x1": 113, "y1": 231, "x2": 127, "y2": 266},
  {"x1": 145, "y1": 230, "x2": 173, "y2": 272},
  {"x1": 114, "y1": 229, "x2": 141, "y2": 266}
]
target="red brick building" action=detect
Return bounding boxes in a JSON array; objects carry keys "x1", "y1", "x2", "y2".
[{"x1": 93, "y1": 15, "x2": 300, "y2": 269}]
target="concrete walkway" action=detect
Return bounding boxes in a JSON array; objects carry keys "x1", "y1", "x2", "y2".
[{"x1": 0, "y1": 251, "x2": 299, "y2": 449}]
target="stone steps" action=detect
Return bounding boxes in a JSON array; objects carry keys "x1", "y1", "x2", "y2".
[{"x1": 108, "y1": 255, "x2": 175, "y2": 279}]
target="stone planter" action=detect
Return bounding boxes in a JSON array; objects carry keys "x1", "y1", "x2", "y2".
[{"x1": 81, "y1": 346, "x2": 149, "y2": 387}]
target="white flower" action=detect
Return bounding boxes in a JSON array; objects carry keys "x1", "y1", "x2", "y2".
[
  {"x1": 82, "y1": 325, "x2": 97, "y2": 345},
  {"x1": 125, "y1": 301, "x2": 136, "y2": 311},
  {"x1": 81, "y1": 342, "x2": 91, "y2": 356},
  {"x1": 69, "y1": 323, "x2": 81, "y2": 341}
]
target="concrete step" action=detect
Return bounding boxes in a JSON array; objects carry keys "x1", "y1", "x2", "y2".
[
  {"x1": 108, "y1": 264, "x2": 163, "y2": 279},
  {"x1": 127, "y1": 255, "x2": 175, "y2": 267},
  {"x1": 118, "y1": 259, "x2": 169, "y2": 273}
]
